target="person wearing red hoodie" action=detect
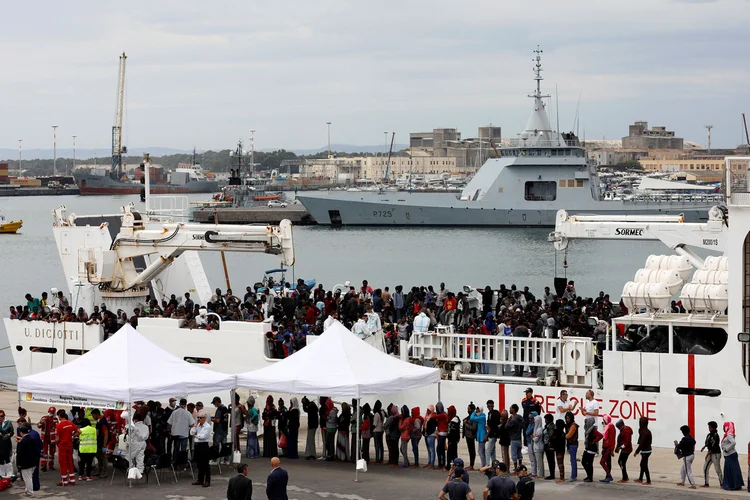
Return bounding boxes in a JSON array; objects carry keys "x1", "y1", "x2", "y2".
[
  {"x1": 615, "y1": 419, "x2": 633, "y2": 483},
  {"x1": 410, "y1": 407, "x2": 424, "y2": 468},
  {"x1": 435, "y1": 402, "x2": 449, "y2": 470},
  {"x1": 599, "y1": 414, "x2": 615, "y2": 483},
  {"x1": 398, "y1": 406, "x2": 413, "y2": 468}
]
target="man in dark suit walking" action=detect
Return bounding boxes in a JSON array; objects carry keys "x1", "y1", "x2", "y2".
[
  {"x1": 227, "y1": 463, "x2": 253, "y2": 500},
  {"x1": 266, "y1": 457, "x2": 288, "y2": 500}
]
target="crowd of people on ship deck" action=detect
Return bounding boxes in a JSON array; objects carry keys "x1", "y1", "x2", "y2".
[{"x1": 12, "y1": 279, "x2": 625, "y2": 356}]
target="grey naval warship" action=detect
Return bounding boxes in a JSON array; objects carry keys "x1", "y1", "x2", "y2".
[{"x1": 297, "y1": 49, "x2": 722, "y2": 226}]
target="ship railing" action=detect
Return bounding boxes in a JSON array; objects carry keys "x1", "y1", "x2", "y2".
[
  {"x1": 408, "y1": 329, "x2": 593, "y2": 386},
  {"x1": 726, "y1": 157, "x2": 750, "y2": 206},
  {"x1": 619, "y1": 193, "x2": 725, "y2": 204},
  {"x1": 147, "y1": 195, "x2": 190, "y2": 221}
]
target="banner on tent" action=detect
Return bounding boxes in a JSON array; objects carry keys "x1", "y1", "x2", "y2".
[{"x1": 22, "y1": 392, "x2": 126, "y2": 410}]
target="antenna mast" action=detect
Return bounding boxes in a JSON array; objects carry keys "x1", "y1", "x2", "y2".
[
  {"x1": 112, "y1": 52, "x2": 127, "y2": 180},
  {"x1": 705, "y1": 125, "x2": 713, "y2": 154}
]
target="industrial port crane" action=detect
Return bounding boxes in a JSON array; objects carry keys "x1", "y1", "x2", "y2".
[{"x1": 111, "y1": 52, "x2": 127, "y2": 180}]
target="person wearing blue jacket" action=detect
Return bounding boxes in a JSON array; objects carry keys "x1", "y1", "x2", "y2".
[
  {"x1": 470, "y1": 407, "x2": 488, "y2": 468},
  {"x1": 526, "y1": 412, "x2": 538, "y2": 477}
]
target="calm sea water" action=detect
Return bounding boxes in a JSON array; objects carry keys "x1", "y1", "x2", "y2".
[{"x1": 0, "y1": 193, "x2": 672, "y2": 383}]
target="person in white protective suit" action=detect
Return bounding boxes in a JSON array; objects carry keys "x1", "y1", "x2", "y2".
[{"x1": 128, "y1": 413, "x2": 150, "y2": 474}]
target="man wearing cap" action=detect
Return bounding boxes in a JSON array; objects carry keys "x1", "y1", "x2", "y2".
[
  {"x1": 37, "y1": 407, "x2": 58, "y2": 472},
  {"x1": 516, "y1": 464, "x2": 534, "y2": 499},
  {"x1": 521, "y1": 389, "x2": 541, "y2": 447},
  {"x1": 446, "y1": 457, "x2": 470, "y2": 485},
  {"x1": 484, "y1": 462, "x2": 515, "y2": 500},
  {"x1": 440, "y1": 467, "x2": 474, "y2": 500},
  {"x1": 479, "y1": 459, "x2": 502, "y2": 480}
]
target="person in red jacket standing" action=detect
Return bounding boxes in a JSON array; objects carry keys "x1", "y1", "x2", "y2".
[
  {"x1": 615, "y1": 419, "x2": 633, "y2": 483},
  {"x1": 54, "y1": 410, "x2": 80, "y2": 487},
  {"x1": 398, "y1": 406, "x2": 413, "y2": 468},
  {"x1": 599, "y1": 414, "x2": 615, "y2": 483},
  {"x1": 37, "y1": 407, "x2": 58, "y2": 471}
]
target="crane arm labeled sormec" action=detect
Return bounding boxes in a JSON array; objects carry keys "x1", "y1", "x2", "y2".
[
  {"x1": 111, "y1": 52, "x2": 127, "y2": 179},
  {"x1": 548, "y1": 207, "x2": 728, "y2": 268}
]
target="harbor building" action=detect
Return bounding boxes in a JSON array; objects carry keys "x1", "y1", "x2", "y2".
[
  {"x1": 622, "y1": 121, "x2": 684, "y2": 150},
  {"x1": 639, "y1": 157, "x2": 749, "y2": 173}
]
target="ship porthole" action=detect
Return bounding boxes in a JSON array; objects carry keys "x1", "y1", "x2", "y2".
[{"x1": 15, "y1": 346, "x2": 23, "y2": 352}]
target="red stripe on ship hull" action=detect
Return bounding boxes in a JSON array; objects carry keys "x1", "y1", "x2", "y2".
[
  {"x1": 687, "y1": 354, "x2": 695, "y2": 434},
  {"x1": 498, "y1": 383, "x2": 506, "y2": 412}
]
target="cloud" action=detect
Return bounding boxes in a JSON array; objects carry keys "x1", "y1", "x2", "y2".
[{"x1": 1, "y1": 0, "x2": 749, "y2": 151}]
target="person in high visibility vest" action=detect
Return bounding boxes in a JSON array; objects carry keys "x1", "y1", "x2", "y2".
[{"x1": 77, "y1": 419, "x2": 97, "y2": 482}]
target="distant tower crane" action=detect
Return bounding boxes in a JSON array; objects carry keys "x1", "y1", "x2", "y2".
[{"x1": 111, "y1": 52, "x2": 127, "y2": 180}]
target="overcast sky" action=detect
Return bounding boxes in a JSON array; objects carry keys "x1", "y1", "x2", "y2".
[{"x1": 2, "y1": 0, "x2": 749, "y2": 152}]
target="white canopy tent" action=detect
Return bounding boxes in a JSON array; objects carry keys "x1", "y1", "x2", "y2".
[
  {"x1": 17, "y1": 324, "x2": 237, "y2": 485},
  {"x1": 18, "y1": 323, "x2": 236, "y2": 405},
  {"x1": 236, "y1": 320, "x2": 440, "y2": 480}
]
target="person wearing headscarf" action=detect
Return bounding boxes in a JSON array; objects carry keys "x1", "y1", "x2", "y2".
[
  {"x1": 424, "y1": 404, "x2": 437, "y2": 469},
  {"x1": 398, "y1": 405, "x2": 413, "y2": 468},
  {"x1": 446, "y1": 405, "x2": 460, "y2": 467},
  {"x1": 530, "y1": 412, "x2": 545, "y2": 478},
  {"x1": 383, "y1": 404, "x2": 401, "y2": 467},
  {"x1": 245, "y1": 396, "x2": 260, "y2": 459},
  {"x1": 301, "y1": 396, "x2": 318, "y2": 460},
  {"x1": 285, "y1": 398, "x2": 300, "y2": 459},
  {"x1": 469, "y1": 405, "x2": 487, "y2": 468},
  {"x1": 435, "y1": 402, "x2": 448, "y2": 469},
  {"x1": 634, "y1": 416, "x2": 652, "y2": 484},
  {"x1": 564, "y1": 411, "x2": 579, "y2": 481},
  {"x1": 277, "y1": 398, "x2": 288, "y2": 453},
  {"x1": 410, "y1": 407, "x2": 424, "y2": 468},
  {"x1": 325, "y1": 399, "x2": 338, "y2": 461},
  {"x1": 721, "y1": 422, "x2": 743, "y2": 490},
  {"x1": 336, "y1": 402, "x2": 351, "y2": 461},
  {"x1": 615, "y1": 419, "x2": 633, "y2": 483},
  {"x1": 599, "y1": 414, "x2": 615, "y2": 482},
  {"x1": 372, "y1": 400, "x2": 386, "y2": 464},
  {"x1": 582, "y1": 416, "x2": 602, "y2": 482},
  {"x1": 359, "y1": 403, "x2": 372, "y2": 463},
  {"x1": 262, "y1": 396, "x2": 279, "y2": 458}
]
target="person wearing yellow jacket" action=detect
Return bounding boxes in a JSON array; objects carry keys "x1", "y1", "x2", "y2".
[{"x1": 77, "y1": 419, "x2": 97, "y2": 481}]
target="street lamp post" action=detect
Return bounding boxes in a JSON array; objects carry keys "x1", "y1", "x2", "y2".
[
  {"x1": 51, "y1": 125, "x2": 58, "y2": 177},
  {"x1": 18, "y1": 139, "x2": 22, "y2": 172},
  {"x1": 250, "y1": 129, "x2": 256, "y2": 175},
  {"x1": 72, "y1": 135, "x2": 77, "y2": 174},
  {"x1": 326, "y1": 122, "x2": 332, "y2": 159}
]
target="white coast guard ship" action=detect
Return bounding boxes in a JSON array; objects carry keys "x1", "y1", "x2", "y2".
[{"x1": 5, "y1": 156, "x2": 750, "y2": 449}]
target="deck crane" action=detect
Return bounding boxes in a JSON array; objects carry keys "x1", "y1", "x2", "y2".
[
  {"x1": 111, "y1": 52, "x2": 127, "y2": 180},
  {"x1": 548, "y1": 206, "x2": 728, "y2": 270}
]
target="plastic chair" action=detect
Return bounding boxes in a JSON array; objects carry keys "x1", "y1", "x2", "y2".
[
  {"x1": 209, "y1": 443, "x2": 232, "y2": 475},
  {"x1": 173, "y1": 450, "x2": 194, "y2": 480},
  {"x1": 146, "y1": 453, "x2": 177, "y2": 485},
  {"x1": 110, "y1": 455, "x2": 130, "y2": 486}
]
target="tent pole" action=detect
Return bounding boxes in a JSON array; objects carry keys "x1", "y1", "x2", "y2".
[
  {"x1": 229, "y1": 389, "x2": 235, "y2": 458},
  {"x1": 127, "y1": 401, "x2": 133, "y2": 488},
  {"x1": 354, "y1": 397, "x2": 360, "y2": 482},
  {"x1": 438, "y1": 381, "x2": 441, "y2": 402}
]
